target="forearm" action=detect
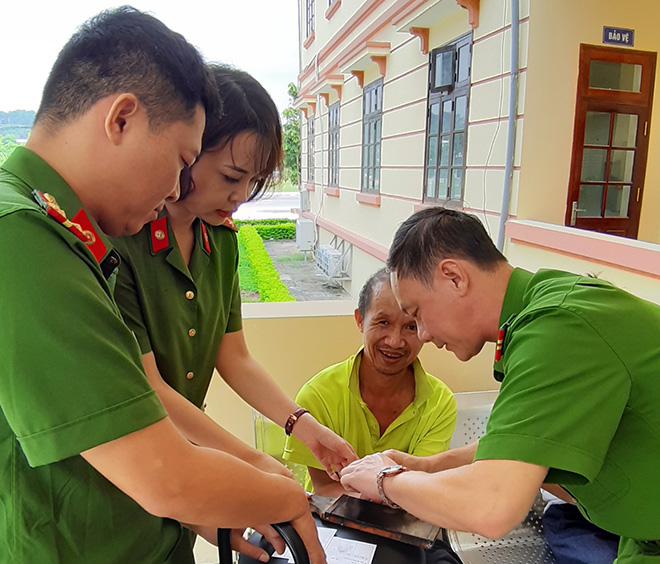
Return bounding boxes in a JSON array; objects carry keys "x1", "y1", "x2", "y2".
[
  {"x1": 381, "y1": 460, "x2": 545, "y2": 538},
  {"x1": 83, "y1": 418, "x2": 308, "y2": 529},
  {"x1": 155, "y1": 378, "x2": 264, "y2": 464},
  {"x1": 424, "y1": 441, "x2": 478, "y2": 472},
  {"x1": 221, "y1": 354, "x2": 298, "y2": 427},
  {"x1": 162, "y1": 445, "x2": 307, "y2": 528}
]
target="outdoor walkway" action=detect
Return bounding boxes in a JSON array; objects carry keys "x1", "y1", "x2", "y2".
[{"x1": 263, "y1": 239, "x2": 351, "y2": 301}]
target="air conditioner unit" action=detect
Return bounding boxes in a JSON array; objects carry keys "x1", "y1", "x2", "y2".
[
  {"x1": 295, "y1": 218, "x2": 315, "y2": 252},
  {"x1": 316, "y1": 244, "x2": 342, "y2": 278}
]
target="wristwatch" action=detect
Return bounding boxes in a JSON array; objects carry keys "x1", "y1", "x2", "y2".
[{"x1": 376, "y1": 464, "x2": 408, "y2": 509}]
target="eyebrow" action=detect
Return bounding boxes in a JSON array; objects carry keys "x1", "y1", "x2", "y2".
[{"x1": 224, "y1": 163, "x2": 249, "y2": 175}]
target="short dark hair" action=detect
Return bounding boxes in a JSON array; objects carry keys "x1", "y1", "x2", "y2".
[
  {"x1": 179, "y1": 64, "x2": 283, "y2": 201},
  {"x1": 357, "y1": 268, "x2": 391, "y2": 318},
  {"x1": 35, "y1": 6, "x2": 219, "y2": 131},
  {"x1": 388, "y1": 208, "x2": 507, "y2": 285}
]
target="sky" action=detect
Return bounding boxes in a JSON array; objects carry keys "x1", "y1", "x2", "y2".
[{"x1": 1, "y1": 0, "x2": 300, "y2": 115}]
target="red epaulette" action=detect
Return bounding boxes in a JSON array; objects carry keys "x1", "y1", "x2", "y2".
[
  {"x1": 32, "y1": 189, "x2": 107, "y2": 262},
  {"x1": 150, "y1": 216, "x2": 169, "y2": 253}
]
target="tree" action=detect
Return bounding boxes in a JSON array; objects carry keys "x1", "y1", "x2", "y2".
[
  {"x1": 0, "y1": 135, "x2": 20, "y2": 165},
  {"x1": 281, "y1": 82, "x2": 300, "y2": 185}
]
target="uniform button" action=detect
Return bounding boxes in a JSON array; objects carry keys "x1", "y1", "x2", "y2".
[
  {"x1": 154, "y1": 229, "x2": 166, "y2": 240},
  {"x1": 185, "y1": 290, "x2": 195, "y2": 300},
  {"x1": 108, "y1": 256, "x2": 119, "y2": 266},
  {"x1": 188, "y1": 328, "x2": 196, "y2": 337},
  {"x1": 186, "y1": 371, "x2": 194, "y2": 380}
]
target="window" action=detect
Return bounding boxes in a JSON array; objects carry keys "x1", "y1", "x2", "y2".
[
  {"x1": 566, "y1": 44, "x2": 656, "y2": 239},
  {"x1": 424, "y1": 34, "x2": 471, "y2": 203},
  {"x1": 306, "y1": 0, "x2": 315, "y2": 39},
  {"x1": 307, "y1": 115, "x2": 315, "y2": 183},
  {"x1": 328, "y1": 102, "x2": 340, "y2": 187},
  {"x1": 361, "y1": 79, "x2": 383, "y2": 193}
]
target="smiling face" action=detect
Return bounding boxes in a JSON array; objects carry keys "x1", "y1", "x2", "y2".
[
  {"x1": 168, "y1": 131, "x2": 263, "y2": 225},
  {"x1": 356, "y1": 279, "x2": 423, "y2": 377},
  {"x1": 390, "y1": 266, "x2": 486, "y2": 362}
]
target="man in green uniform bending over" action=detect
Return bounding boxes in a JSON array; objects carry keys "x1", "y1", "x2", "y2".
[
  {"x1": 0, "y1": 8, "x2": 325, "y2": 564},
  {"x1": 340, "y1": 207, "x2": 660, "y2": 563}
]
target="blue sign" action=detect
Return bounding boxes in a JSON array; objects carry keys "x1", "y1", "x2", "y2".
[{"x1": 603, "y1": 27, "x2": 635, "y2": 47}]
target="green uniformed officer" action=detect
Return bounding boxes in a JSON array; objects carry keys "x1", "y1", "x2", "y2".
[
  {"x1": 340, "y1": 208, "x2": 660, "y2": 563},
  {"x1": 111, "y1": 68, "x2": 358, "y2": 552},
  {"x1": 0, "y1": 9, "x2": 324, "y2": 564}
]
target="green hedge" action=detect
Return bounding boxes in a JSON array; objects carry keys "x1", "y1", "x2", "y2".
[
  {"x1": 235, "y1": 219, "x2": 295, "y2": 240},
  {"x1": 238, "y1": 225, "x2": 295, "y2": 302},
  {"x1": 253, "y1": 224, "x2": 295, "y2": 240},
  {"x1": 236, "y1": 218, "x2": 295, "y2": 226}
]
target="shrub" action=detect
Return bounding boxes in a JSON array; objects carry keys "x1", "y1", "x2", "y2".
[
  {"x1": 235, "y1": 219, "x2": 295, "y2": 241},
  {"x1": 238, "y1": 225, "x2": 295, "y2": 302}
]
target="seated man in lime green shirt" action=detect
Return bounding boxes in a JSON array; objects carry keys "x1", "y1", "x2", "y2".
[{"x1": 284, "y1": 268, "x2": 457, "y2": 496}]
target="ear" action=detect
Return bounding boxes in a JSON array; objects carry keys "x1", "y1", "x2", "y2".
[
  {"x1": 436, "y1": 259, "x2": 470, "y2": 296},
  {"x1": 354, "y1": 308, "x2": 364, "y2": 333},
  {"x1": 104, "y1": 93, "x2": 141, "y2": 145}
]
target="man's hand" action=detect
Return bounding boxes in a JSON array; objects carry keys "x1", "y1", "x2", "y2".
[
  {"x1": 294, "y1": 414, "x2": 358, "y2": 479},
  {"x1": 339, "y1": 452, "x2": 396, "y2": 503},
  {"x1": 291, "y1": 512, "x2": 327, "y2": 564},
  {"x1": 382, "y1": 449, "x2": 431, "y2": 472},
  {"x1": 231, "y1": 525, "x2": 286, "y2": 563}
]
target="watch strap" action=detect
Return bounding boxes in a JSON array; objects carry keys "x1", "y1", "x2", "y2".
[{"x1": 376, "y1": 465, "x2": 408, "y2": 509}]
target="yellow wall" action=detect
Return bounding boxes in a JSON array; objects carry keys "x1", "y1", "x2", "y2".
[
  {"x1": 518, "y1": 0, "x2": 660, "y2": 243},
  {"x1": 204, "y1": 301, "x2": 497, "y2": 446}
]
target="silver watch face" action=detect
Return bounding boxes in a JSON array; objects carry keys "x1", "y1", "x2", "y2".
[{"x1": 381, "y1": 464, "x2": 404, "y2": 476}]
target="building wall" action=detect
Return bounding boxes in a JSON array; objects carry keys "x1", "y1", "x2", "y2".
[
  {"x1": 298, "y1": 0, "x2": 532, "y2": 294},
  {"x1": 298, "y1": 0, "x2": 660, "y2": 299},
  {"x1": 517, "y1": 0, "x2": 660, "y2": 245}
]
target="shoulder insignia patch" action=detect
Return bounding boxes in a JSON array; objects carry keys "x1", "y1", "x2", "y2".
[
  {"x1": 200, "y1": 221, "x2": 211, "y2": 255},
  {"x1": 150, "y1": 216, "x2": 169, "y2": 253},
  {"x1": 32, "y1": 189, "x2": 106, "y2": 262}
]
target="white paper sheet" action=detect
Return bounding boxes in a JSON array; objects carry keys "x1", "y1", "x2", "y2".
[
  {"x1": 324, "y1": 536, "x2": 377, "y2": 564},
  {"x1": 279, "y1": 526, "x2": 338, "y2": 563}
]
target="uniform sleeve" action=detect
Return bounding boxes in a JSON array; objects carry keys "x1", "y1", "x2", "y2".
[
  {"x1": 282, "y1": 381, "x2": 332, "y2": 470},
  {"x1": 113, "y1": 249, "x2": 153, "y2": 354},
  {"x1": 0, "y1": 212, "x2": 167, "y2": 467},
  {"x1": 411, "y1": 388, "x2": 457, "y2": 456},
  {"x1": 225, "y1": 231, "x2": 242, "y2": 334},
  {"x1": 475, "y1": 307, "x2": 630, "y2": 484}
]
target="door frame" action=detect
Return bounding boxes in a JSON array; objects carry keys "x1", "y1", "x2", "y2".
[{"x1": 565, "y1": 44, "x2": 656, "y2": 238}]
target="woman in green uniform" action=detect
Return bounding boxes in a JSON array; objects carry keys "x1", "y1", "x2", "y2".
[{"x1": 112, "y1": 65, "x2": 355, "y2": 498}]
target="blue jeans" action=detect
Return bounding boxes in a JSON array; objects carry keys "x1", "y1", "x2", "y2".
[{"x1": 543, "y1": 503, "x2": 619, "y2": 564}]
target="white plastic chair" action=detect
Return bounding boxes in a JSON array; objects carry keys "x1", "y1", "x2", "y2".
[{"x1": 445, "y1": 391, "x2": 556, "y2": 564}]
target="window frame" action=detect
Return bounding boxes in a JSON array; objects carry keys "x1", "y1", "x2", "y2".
[
  {"x1": 305, "y1": 0, "x2": 315, "y2": 39},
  {"x1": 328, "y1": 102, "x2": 340, "y2": 187},
  {"x1": 424, "y1": 33, "x2": 472, "y2": 205},
  {"x1": 307, "y1": 115, "x2": 315, "y2": 183},
  {"x1": 361, "y1": 79, "x2": 384, "y2": 194}
]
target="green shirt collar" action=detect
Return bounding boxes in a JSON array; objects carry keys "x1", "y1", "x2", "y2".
[
  {"x1": 499, "y1": 268, "x2": 534, "y2": 327},
  {"x1": 493, "y1": 267, "x2": 533, "y2": 378},
  {"x1": 347, "y1": 347, "x2": 433, "y2": 407},
  {"x1": 2, "y1": 146, "x2": 114, "y2": 265}
]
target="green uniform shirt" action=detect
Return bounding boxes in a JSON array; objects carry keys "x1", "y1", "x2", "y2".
[
  {"x1": 284, "y1": 349, "x2": 456, "y2": 490},
  {"x1": 0, "y1": 148, "x2": 191, "y2": 563},
  {"x1": 111, "y1": 215, "x2": 242, "y2": 408},
  {"x1": 475, "y1": 268, "x2": 660, "y2": 558}
]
